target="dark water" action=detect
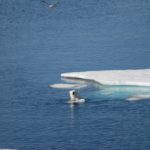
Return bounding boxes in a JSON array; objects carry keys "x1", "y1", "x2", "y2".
[{"x1": 0, "y1": 0, "x2": 150, "y2": 149}]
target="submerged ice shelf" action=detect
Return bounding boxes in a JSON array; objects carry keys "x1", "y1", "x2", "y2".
[{"x1": 61, "y1": 69, "x2": 150, "y2": 87}]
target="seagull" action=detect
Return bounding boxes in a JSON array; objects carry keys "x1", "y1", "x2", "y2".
[{"x1": 41, "y1": 0, "x2": 59, "y2": 8}]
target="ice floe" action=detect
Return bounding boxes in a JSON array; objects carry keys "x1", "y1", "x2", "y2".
[
  {"x1": 61, "y1": 69, "x2": 150, "y2": 87},
  {"x1": 49, "y1": 83, "x2": 87, "y2": 89}
]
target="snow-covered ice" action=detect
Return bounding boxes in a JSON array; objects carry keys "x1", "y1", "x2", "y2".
[{"x1": 61, "y1": 69, "x2": 150, "y2": 87}]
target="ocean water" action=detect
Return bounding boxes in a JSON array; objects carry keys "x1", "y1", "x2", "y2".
[{"x1": 0, "y1": 0, "x2": 150, "y2": 149}]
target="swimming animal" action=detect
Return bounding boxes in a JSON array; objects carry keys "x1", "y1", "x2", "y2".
[{"x1": 69, "y1": 90, "x2": 85, "y2": 104}]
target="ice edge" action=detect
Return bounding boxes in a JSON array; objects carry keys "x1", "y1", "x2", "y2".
[{"x1": 61, "y1": 69, "x2": 150, "y2": 87}]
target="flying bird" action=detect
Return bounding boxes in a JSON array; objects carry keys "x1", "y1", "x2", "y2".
[{"x1": 41, "y1": 0, "x2": 59, "y2": 8}]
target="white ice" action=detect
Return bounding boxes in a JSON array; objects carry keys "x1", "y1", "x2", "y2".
[
  {"x1": 50, "y1": 69, "x2": 150, "y2": 101},
  {"x1": 49, "y1": 83, "x2": 87, "y2": 89},
  {"x1": 61, "y1": 69, "x2": 150, "y2": 87}
]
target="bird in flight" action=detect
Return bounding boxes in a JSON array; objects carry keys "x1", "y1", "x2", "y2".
[{"x1": 41, "y1": 0, "x2": 59, "y2": 8}]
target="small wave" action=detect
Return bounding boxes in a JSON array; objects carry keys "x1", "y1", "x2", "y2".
[{"x1": 127, "y1": 94, "x2": 150, "y2": 101}]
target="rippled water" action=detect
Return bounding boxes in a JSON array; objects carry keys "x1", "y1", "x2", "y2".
[{"x1": 0, "y1": 0, "x2": 150, "y2": 149}]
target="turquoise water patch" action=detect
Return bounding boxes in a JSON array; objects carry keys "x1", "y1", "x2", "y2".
[{"x1": 89, "y1": 85, "x2": 150, "y2": 100}]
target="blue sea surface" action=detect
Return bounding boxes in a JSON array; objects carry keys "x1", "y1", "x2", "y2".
[{"x1": 0, "y1": 0, "x2": 150, "y2": 149}]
